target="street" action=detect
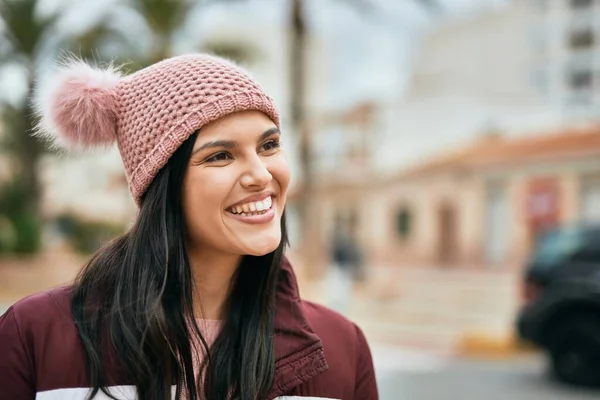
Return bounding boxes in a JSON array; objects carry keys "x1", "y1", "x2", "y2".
[{"x1": 374, "y1": 348, "x2": 600, "y2": 400}]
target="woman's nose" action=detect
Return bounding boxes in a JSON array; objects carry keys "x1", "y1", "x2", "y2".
[{"x1": 240, "y1": 157, "x2": 272, "y2": 189}]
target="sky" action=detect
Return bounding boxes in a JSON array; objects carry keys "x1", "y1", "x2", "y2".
[
  {"x1": 0, "y1": 0, "x2": 508, "y2": 109},
  {"x1": 181, "y1": 0, "x2": 510, "y2": 109},
  {"x1": 306, "y1": 0, "x2": 510, "y2": 106}
]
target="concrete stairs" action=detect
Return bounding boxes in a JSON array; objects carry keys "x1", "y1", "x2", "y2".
[{"x1": 316, "y1": 266, "x2": 522, "y2": 353}]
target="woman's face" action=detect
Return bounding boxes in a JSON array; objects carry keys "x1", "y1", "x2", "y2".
[{"x1": 182, "y1": 110, "x2": 289, "y2": 257}]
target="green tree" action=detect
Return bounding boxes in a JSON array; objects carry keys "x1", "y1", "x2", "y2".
[
  {"x1": 127, "y1": 0, "x2": 195, "y2": 64},
  {"x1": 0, "y1": 0, "x2": 127, "y2": 253},
  {"x1": 123, "y1": 0, "x2": 254, "y2": 66}
]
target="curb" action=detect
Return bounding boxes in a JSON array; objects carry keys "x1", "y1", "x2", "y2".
[{"x1": 455, "y1": 331, "x2": 538, "y2": 359}]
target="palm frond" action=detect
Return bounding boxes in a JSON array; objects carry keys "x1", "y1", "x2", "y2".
[
  {"x1": 202, "y1": 41, "x2": 262, "y2": 65},
  {"x1": 131, "y1": 0, "x2": 194, "y2": 39}
]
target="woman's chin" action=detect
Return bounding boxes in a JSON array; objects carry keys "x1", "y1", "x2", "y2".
[{"x1": 240, "y1": 234, "x2": 282, "y2": 256}]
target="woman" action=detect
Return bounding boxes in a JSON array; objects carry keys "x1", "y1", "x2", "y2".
[{"x1": 0, "y1": 54, "x2": 378, "y2": 400}]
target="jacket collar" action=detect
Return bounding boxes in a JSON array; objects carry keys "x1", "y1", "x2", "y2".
[{"x1": 269, "y1": 257, "x2": 329, "y2": 398}]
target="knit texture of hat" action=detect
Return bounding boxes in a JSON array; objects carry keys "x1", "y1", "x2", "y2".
[{"x1": 32, "y1": 54, "x2": 280, "y2": 206}]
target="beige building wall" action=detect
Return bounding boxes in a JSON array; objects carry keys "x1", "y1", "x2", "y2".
[
  {"x1": 369, "y1": 152, "x2": 600, "y2": 269},
  {"x1": 373, "y1": 181, "x2": 424, "y2": 265},
  {"x1": 458, "y1": 176, "x2": 485, "y2": 264},
  {"x1": 508, "y1": 175, "x2": 528, "y2": 264},
  {"x1": 373, "y1": 174, "x2": 482, "y2": 267}
]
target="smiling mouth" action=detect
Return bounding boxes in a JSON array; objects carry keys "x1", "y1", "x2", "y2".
[{"x1": 226, "y1": 196, "x2": 273, "y2": 217}]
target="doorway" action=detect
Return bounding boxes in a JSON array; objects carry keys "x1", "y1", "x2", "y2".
[{"x1": 438, "y1": 202, "x2": 458, "y2": 265}]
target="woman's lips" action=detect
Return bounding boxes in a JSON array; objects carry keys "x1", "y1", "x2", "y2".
[{"x1": 226, "y1": 197, "x2": 275, "y2": 225}]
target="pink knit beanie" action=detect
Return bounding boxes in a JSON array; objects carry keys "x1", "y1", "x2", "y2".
[{"x1": 33, "y1": 54, "x2": 280, "y2": 206}]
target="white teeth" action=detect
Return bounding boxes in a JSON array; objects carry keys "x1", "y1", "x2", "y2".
[{"x1": 229, "y1": 196, "x2": 273, "y2": 215}]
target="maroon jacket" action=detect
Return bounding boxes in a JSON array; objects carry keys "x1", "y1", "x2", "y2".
[{"x1": 0, "y1": 258, "x2": 378, "y2": 399}]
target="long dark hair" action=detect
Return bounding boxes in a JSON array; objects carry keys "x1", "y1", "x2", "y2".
[{"x1": 71, "y1": 131, "x2": 288, "y2": 400}]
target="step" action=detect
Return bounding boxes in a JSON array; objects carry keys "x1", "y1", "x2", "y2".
[{"x1": 359, "y1": 321, "x2": 461, "y2": 352}]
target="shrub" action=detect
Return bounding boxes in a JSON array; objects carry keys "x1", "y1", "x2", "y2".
[
  {"x1": 54, "y1": 214, "x2": 125, "y2": 254},
  {"x1": 0, "y1": 181, "x2": 42, "y2": 254}
]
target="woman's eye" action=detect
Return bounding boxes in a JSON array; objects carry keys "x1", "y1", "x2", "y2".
[
  {"x1": 205, "y1": 152, "x2": 232, "y2": 163},
  {"x1": 261, "y1": 140, "x2": 281, "y2": 152}
]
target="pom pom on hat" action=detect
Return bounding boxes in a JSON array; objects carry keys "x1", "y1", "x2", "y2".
[{"x1": 32, "y1": 58, "x2": 123, "y2": 150}]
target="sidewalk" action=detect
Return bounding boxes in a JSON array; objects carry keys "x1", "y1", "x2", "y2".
[
  {"x1": 299, "y1": 264, "x2": 530, "y2": 358},
  {"x1": 0, "y1": 250, "x2": 85, "y2": 307}
]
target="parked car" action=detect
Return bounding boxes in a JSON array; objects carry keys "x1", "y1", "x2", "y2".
[{"x1": 516, "y1": 222, "x2": 600, "y2": 387}]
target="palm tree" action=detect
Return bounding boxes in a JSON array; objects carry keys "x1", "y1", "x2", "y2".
[
  {"x1": 126, "y1": 0, "x2": 194, "y2": 64},
  {"x1": 125, "y1": 0, "x2": 252, "y2": 67},
  {"x1": 0, "y1": 0, "x2": 66, "y2": 253},
  {"x1": 0, "y1": 0, "x2": 51, "y2": 212},
  {"x1": 0, "y1": 0, "x2": 128, "y2": 253}
]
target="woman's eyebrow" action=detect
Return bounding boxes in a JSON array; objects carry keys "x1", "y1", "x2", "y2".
[
  {"x1": 193, "y1": 139, "x2": 236, "y2": 154},
  {"x1": 259, "y1": 127, "x2": 280, "y2": 140},
  {"x1": 193, "y1": 128, "x2": 280, "y2": 154}
]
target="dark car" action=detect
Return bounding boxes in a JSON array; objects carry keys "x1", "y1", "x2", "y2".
[{"x1": 516, "y1": 222, "x2": 600, "y2": 387}]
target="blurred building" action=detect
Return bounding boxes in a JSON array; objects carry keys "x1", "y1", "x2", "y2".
[
  {"x1": 312, "y1": 0, "x2": 600, "y2": 270},
  {"x1": 373, "y1": 0, "x2": 600, "y2": 176},
  {"x1": 529, "y1": 0, "x2": 600, "y2": 121},
  {"x1": 315, "y1": 0, "x2": 600, "y2": 266},
  {"x1": 374, "y1": 0, "x2": 559, "y2": 175},
  {"x1": 368, "y1": 126, "x2": 600, "y2": 269}
]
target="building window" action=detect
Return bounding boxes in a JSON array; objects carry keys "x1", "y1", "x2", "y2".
[
  {"x1": 569, "y1": 29, "x2": 595, "y2": 50},
  {"x1": 568, "y1": 69, "x2": 593, "y2": 90},
  {"x1": 570, "y1": 0, "x2": 593, "y2": 9},
  {"x1": 395, "y1": 208, "x2": 412, "y2": 240}
]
